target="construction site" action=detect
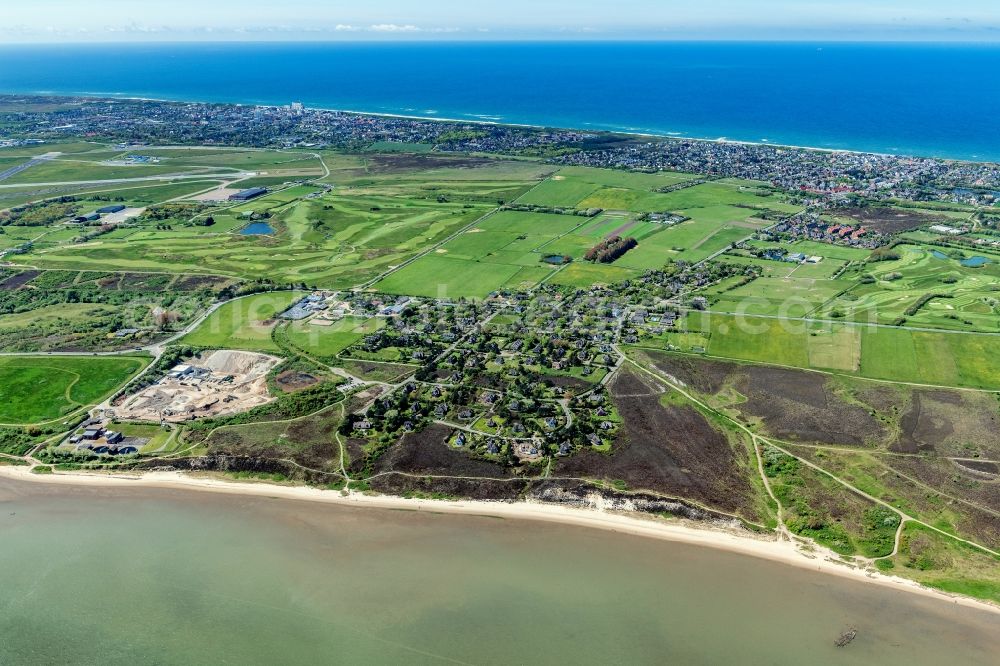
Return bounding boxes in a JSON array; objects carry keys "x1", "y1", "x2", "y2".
[{"x1": 117, "y1": 350, "x2": 279, "y2": 423}]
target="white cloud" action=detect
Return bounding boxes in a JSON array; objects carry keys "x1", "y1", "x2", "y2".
[
  {"x1": 368, "y1": 24, "x2": 421, "y2": 33},
  {"x1": 4, "y1": 1, "x2": 1000, "y2": 43}
]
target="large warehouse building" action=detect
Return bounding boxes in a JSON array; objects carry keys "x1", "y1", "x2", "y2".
[{"x1": 229, "y1": 187, "x2": 268, "y2": 202}]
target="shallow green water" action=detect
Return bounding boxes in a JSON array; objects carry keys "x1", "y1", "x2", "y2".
[{"x1": 1, "y1": 478, "x2": 997, "y2": 665}]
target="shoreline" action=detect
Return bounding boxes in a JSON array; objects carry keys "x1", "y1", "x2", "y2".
[
  {"x1": 2, "y1": 464, "x2": 997, "y2": 617},
  {"x1": 7, "y1": 90, "x2": 987, "y2": 163}
]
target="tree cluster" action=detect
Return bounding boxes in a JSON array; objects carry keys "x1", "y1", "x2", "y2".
[
  {"x1": 0, "y1": 197, "x2": 80, "y2": 227},
  {"x1": 584, "y1": 236, "x2": 638, "y2": 263}
]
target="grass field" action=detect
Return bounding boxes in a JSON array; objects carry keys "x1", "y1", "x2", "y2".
[
  {"x1": 709, "y1": 276, "x2": 848, "y2": 316},
  {"x1": 546, "y1": 262, "x2": 641, "y2": 287},
  {"x1": 106, "y1": 422, "x2": 175, "y2": 454},
  {"x1": 283, "y1": 316, "x2": 386, "y2": 360},
  {"x1": 659, "y1": 311, "x2": 1000, "y2": 388},
  {"x1": 516, "y1": 166, "x2": 700, "y2": 208},
  {"x1": 618, "y1": 221, "x2": 763, "y2": 267},
  {"x1": 182, "y1": 292, "x2": 303, "y2": 352},
  {"x1": 376, "y1": 254, "x2": 540, "y2": 299},
  {"x1": 782, "y1": 240, "x2": 872, "y2": 262},
  {"x1": 0, "y1": 355, "x2": 149, "y2": 424},
  {"x1": 2, "y1": 159, "x2": 190, "y2": 185},
  {"x1": 1, "y1": 146, "x2": 324, "y2": 187},
  {"x1": 372, "y1": 209, "x2": 601, "y2": 298}
]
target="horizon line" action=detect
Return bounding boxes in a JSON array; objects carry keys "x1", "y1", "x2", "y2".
[{"x1": 3, "y1": 37, "x2": 1000, "y2": 46}]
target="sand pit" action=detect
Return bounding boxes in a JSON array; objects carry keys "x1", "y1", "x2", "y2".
[{"x1": 118, "y1": 350, "x2": 279, "y2": 423}]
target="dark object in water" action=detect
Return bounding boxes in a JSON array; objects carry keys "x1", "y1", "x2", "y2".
[{"x1": 835, "y1": 628, "x2": 858, "y2": 648}]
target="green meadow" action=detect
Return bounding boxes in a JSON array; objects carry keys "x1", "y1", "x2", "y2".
[
  {"x1": 283, "y1": 316, "x2": 386, "y2": 360},
  {"x1": 653, "y1": 311, "x2": 1000, "y2": 388},
  {"x1": 0, "y1": 355, "x2": 149, "y2": 424},
  {"x1": 182, "y1": 292, "x2": 304, "y2": 352}
]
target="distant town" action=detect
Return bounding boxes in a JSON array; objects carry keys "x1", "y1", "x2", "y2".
[{"x1": 2, "y1": 95, "x2": 999, "y2": 208}]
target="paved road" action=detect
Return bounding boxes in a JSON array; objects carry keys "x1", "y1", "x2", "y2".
[
  {"x1": 0, "y1": 171, "x2": 255, "y2": 190},
  {"x1": 0, "y1": 152, "x2": 61, "y2": 183}
]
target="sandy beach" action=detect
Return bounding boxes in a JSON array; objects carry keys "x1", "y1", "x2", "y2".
[{"x1": 2, "y1": 463, "x2": 996, "y2": 616}]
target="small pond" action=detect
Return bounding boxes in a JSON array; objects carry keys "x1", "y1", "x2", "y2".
[
  {"x1": 240, "y1": 222, "x2": 275, "y2": 235},
  {"x1": 960, "y1": 255, "x2": 989, "y2": 268},
  {"x1": 542, "y1": 255, "x2": 570, "y2": 265},
  {"x1": 931, "y1": 250, "x2": 949, "y2": 260}
]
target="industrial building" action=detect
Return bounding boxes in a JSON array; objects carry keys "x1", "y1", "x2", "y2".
[
  {"x1": 229, "y1": 187, "x2": 268, "y2": 202},
  {"x1": 96, "y1": 204, "x2": 127, "y2": 214}
]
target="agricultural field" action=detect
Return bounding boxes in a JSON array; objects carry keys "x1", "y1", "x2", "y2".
[
  {"x1": 520, "y1": 167, "x2": 803, "y2": 266},
  {"x1": 0, "y1": 355, "x2": 149, "y2": 424},
  {"x1": 181, "y1": 291, "x2": 303, "y2": 352},
  {"x1": 518, "y1": 166, "x2": 700, "y2": 209},
  {"x1": 857, "y1": 325, "x2": 1000, "y2": 388},
  {"x1": 373, "y1": 166, "x2": 804, "y2": 298},
  {"x1": 547, "y1": 262, "x2": 642, "y2": 288},
  {"x1": 374, "y1": 210, "x2": 594, "y2": 298},
  {"x1": 649, "y1": 311, "x2": 1000, "y2": 387},
  {"x1": 707, "y1": 275, "x2": 848, "y2": 317},
  {"x1": 376, "y1": 253, "x2": 548, "y2": 299}
]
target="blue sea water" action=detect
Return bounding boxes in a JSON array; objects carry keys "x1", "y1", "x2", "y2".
[{"x1": 0, "y1": 42, "x2": 999, "y2": 161}]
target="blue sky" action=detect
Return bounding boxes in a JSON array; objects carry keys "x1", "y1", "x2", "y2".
[{"x1": 2, "y1": 1, "x2": 998, "y2": 42}]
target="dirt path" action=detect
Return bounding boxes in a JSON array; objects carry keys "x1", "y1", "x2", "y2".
[{"x1": 623, "y1": 349, "x2": 1000, "y2": 560}]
